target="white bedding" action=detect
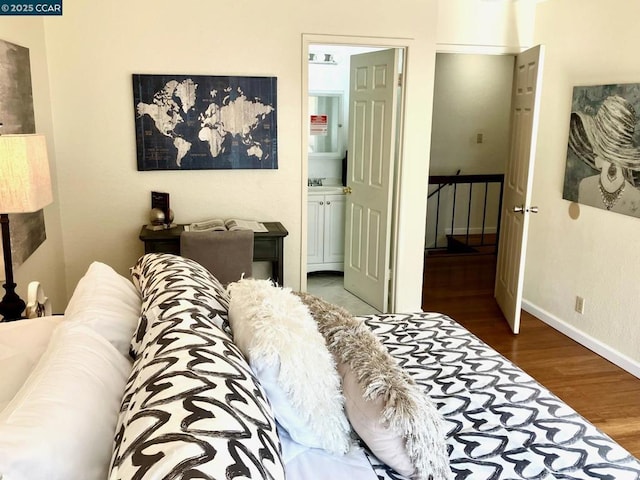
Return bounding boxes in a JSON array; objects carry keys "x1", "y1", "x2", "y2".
[
  {"x1": 0, "y1": 322, "x2": 131, "y2": 480},
  {"x1": 0, "y1": 316, "x2": 62, "y2": 411},
  {"x1": 0, "y1": 262, "x2": 143, "y2": 480},
  {"x1": 279, "y1": 426, "x2": 378, "y2": 480}
]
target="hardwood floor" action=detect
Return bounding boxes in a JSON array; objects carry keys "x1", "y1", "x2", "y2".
[{"x1": 422, "y1": 252, "x2": 640, "y2": 458}]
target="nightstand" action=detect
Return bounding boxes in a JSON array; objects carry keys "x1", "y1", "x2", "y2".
[{"x1": 139, "y1": 222, "x2": 289, "y2": 285}]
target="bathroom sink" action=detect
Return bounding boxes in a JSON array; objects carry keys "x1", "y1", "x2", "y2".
[{"x1": 308, "y1": 185, "x2": 345, "y2": 194}]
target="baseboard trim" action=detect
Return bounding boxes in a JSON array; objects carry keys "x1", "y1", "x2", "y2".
[{"x1": 522, "y1": 300, "x2": 640, "y2": 380}]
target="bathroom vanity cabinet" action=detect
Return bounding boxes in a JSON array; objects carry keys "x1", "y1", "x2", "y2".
[{"x1": 307, "y1": 189, "x2": 345, "y2": 272}]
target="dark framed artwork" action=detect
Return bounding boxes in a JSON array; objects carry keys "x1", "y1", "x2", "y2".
[
  {"x1": 0, "y1": 38, "x2": 46, "y2": 269},
  {"x1": 150, "y1": 191, "x2": 170, "y2": 225},
  {"x1": 563, "y1": 83, "x2": 640, "y2": 218},
  {"x1": 133, "y1": 74, "x2": 277, "y2": 170}
]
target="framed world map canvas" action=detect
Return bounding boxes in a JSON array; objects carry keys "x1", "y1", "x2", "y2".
[{"x1": 133, "y1": 74, "x2": 278, "y2": 170}]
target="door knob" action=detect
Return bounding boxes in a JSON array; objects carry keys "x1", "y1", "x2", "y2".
[
  {"x1": 343, "y1": 186, "x2": 352, "y2": 194},
  {"x1": 513, "y1": 205, "x2": 538, "y2": 214}
]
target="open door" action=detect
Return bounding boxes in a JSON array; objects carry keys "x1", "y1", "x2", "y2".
[
  {"x1": 343, "y1": 48, "x2": 399, "y2": 313},
  {"x1": 495, "y1": 45, "x2": 545, "y2": 333}
]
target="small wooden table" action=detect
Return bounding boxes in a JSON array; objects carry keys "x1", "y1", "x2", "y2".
[{"x1": 139, "y1": 222, "x2": 289, "y2": 285}]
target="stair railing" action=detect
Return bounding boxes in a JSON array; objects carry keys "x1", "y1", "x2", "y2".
[
  {"x1": 426, "y1": 173, "x2": 504, "y2": 254},
  {"x1": 427, "y1": 169, "x2": 461, "y2": 200}
]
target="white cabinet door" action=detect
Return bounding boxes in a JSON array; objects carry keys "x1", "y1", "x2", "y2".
[
  {"x1": 307, "y1": 192, "x2": 346, "y2": 272},
  {"x1": 323, "y1": 194, "x2": 345, "y2": 265},
  {"x1": 307, "y1": 197, "x2": 324, "y2": 265}
]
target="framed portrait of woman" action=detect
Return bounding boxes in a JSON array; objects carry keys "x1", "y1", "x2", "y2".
[{"x1": 564, "y1": 83, "x2": 640, "y2": 218}]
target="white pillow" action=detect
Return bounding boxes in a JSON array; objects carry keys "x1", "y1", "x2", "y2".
[
  {"x1": 65, "y1": 261, "x2": 141, "y2": 356},
  {"x1": 0, "y1": 322, "x2": 131, "y2": 480},
  {"x1": 227, "y1": 278, "x2": 352, "y2": 455},
  {"x1": 0, "y1": 316, "x2": 62, "y2": 411}
]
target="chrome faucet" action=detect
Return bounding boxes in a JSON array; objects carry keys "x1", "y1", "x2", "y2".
[{"x1": 308, "y1": 177, "x2": 325, "y2": 187}]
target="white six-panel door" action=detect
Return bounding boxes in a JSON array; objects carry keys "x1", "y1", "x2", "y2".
[
  {"x1": 343, "y1": 48, "x2": 399, "y2": 313},
  {"x1": 495, "y1": 45, "x2": 544, "y2": 334}
]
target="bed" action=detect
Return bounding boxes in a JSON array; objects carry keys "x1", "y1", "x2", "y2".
[
  {"x1": 0, "y1": 253, "x2": 638, "y2": 480},
  {"x1": 362, "y1": 313, "x2": 640, "y2": 479}
]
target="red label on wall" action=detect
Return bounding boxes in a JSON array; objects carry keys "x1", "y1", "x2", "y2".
[{"x1": 310, "y1": 114, "x2": 328, "y2": 135}]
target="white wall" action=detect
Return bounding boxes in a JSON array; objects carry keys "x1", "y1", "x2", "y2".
[
  {"x1": 436, "y1": 0, "x2": 536, "y2": 52},
  {"x1": 430, "y1": 53, "x2": 514, "y2": 175},
  {"x1": 42, "y1": 0, "x2": 438, "y2": 312},
  {"x1": 427, "y1": 53, "x2": 513, "y2": 249},
  {"x1": 0, "y1": 18, "x2": 66, "y2": 313},
  {"x1": 526, "y1": 0, "x2": 640, "y2": 366}
]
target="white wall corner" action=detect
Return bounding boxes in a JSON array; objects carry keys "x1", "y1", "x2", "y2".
[{"x1": 522, "y1": 299, "x2": 640, "y2": 380}]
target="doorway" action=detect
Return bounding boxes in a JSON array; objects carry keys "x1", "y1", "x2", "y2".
[
  {"x1": 423, "y1": 52, "x2": 514, "y2": 314},
  {"x1": 303, "y1": 40, "x2": 405, "y2": 315},
  {"x1": 424, "y1": 47, "x2": 545, "y2": 334}
]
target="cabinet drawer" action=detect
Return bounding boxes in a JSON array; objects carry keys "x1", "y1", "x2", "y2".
[
  {"x1": 253, "y1": 237, "x2": 278, "y2": 260},
  {"x1": 144, "y1": 240, "x2": 180, "y2": 255}
]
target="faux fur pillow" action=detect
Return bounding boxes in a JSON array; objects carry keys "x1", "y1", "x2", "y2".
[
  {"x1": 227, "y1": 278, "x2": 352, "y2": 455},
  {"x1": 295, "y1": 292, "x2": 451, "y2": 480}
]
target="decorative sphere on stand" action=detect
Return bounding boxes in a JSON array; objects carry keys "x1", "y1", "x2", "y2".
[{"x1": 149, "y1": 208, "x2": 165, "y2": 226}]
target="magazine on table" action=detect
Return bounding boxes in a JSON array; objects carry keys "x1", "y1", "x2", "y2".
[{"x1": 186, "y1": 218, "x2": 268, "y2": 233}]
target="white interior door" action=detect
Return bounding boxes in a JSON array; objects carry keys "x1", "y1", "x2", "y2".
[
  {"x1": 495, "y1": 45, "x2": 545, "y2": 334},
  {"x1": 344, "y1": 48, "x2": 399, "y2": 313}
]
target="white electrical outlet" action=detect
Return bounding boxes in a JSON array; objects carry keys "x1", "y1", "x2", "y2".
[{"x1": 575, "y1": 296, "x2": 585, "y2": 314}]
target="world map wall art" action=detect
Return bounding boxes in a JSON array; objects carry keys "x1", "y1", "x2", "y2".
[{"x1": 133, "y1": 74, "x2": 278, "y2": 170}]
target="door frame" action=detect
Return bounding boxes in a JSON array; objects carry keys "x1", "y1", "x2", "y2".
[{"x1": 300, "y1": 34, "x2": 408, "y2": 312}]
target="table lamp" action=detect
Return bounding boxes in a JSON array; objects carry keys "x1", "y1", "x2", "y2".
[{"x1": 0, "y1": 134, "x2": 52, "y2": 321}]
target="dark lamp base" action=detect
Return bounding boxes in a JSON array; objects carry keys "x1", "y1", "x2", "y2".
[{"x1": 0, "y1": 282, "x2": 26, "y2": 321}]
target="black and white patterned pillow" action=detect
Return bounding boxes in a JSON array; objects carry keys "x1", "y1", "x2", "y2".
[
  {"x1": 111, "y1": 254, "x2": 285, "y2": 480},
  {"x1": 129, "y1": 253, "x2": 230, "y2": 358}
]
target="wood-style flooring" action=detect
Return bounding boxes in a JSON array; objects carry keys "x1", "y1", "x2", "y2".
[{"x1": 421, "y1": 252, "x2": 640, "y2": 458}]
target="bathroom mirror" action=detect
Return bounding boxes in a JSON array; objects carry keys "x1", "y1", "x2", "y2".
[{"x1": 308, "y1": 92, "x2": 343, "y2": 157}]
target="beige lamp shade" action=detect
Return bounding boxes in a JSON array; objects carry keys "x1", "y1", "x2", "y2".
[{"x1": 0, "y1": 134, "x2": 52, "y2": 213}]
